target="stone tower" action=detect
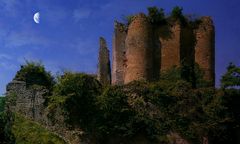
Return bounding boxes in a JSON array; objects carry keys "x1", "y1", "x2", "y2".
[
  {"x1": 124, "y1": 13, "x2": 154, "y2": 83},
  {"x1": 97, "y1": 37, "x2": 111, "y2": 86},
  {"x1": 102, "y1": 13, "x2": 215, "y2": 86},
  {"x1": 195, "y1": 17, "x2": 215, "y2": 85},
  {"x1": 112, "y1": 21, "x2": 127, "y2": 85},
  {"x1": 158, "y1": 21, "x2": 182, "y2": 71}
]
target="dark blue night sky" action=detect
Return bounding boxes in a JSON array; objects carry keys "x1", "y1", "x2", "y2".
[{"x1": 0, "y1": 0, "x2": 239, "y2": 94}]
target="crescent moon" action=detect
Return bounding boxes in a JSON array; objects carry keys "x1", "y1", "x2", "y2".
[{"x1": 33, "y1": 12, "x2": 40, "y2": 24}]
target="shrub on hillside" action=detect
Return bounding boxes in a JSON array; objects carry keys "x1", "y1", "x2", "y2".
[
  {"x1": 14, "y1": 61, "x2": 55, "y2": 92},
  {"x1": 48, "y1": 72, "x2": 102, "y2": 130},
  {"x1": 221, "y1": 63, "x2": 240, "y2": 88}
]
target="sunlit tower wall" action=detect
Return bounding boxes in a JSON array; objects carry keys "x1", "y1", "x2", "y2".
[{"x1": 124, "y1": 14, "x2": 154, "y2": 83}]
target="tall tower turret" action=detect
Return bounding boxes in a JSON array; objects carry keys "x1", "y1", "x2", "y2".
[
  {"x1": 112, "y1": 21, "x2": 127, "y2": 85},
  {"x1": 195, "y1": 17, "x2": 215, "y2": 86},
  {"x1": 124, "y1": 13, "x2": 154, "y2": 83},
  {"x1": 97, "y1": 37, "x2": 111, "y2": 86}
]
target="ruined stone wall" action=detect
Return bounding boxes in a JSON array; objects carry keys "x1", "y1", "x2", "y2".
[
  {"x1": 112, "y1": 21, "x2": 127, "y2": 85},
  {"x1": 6, "y1": 80, "x2": 47, "y2": 122},
  {"x1": 97, "y1": 37, "x2": 111, "y2": 86},
  {"x1": 159, "y1": 21, "x2": 181, "y2": 71},
  {"x1": 195, "y1": 17, "x2": 215, "y2": 86},
  {"x1": 6, "y1": 80, "x2": 86, "y2": 143},
  {"x1": 124, "y1": 13, "x2": 154, "y2": 83}
]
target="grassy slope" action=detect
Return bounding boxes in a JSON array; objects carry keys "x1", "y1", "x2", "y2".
[{"x1": 12, "y1": 114, "x2": 66, "y2": 144}]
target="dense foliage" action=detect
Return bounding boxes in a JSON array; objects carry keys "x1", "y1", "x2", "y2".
[
  {"x1": 159, "y1": 64, "x2": 210, "y2": 88},
  {"x1": 0, "y1": 97, "x2": 5, "y2": 112},
  {"x1": 95, "y1": 80, "x2": 239, "y2": 143},
  {"x1": 170, "y1": 6, "x2": 183, "y2": 19},
  {"x1": 124, "y1": 6, "x2": 189, "y2": 25},
  {"x1": 46, "y1": 70, "x2": 240, "y2": 143},
  {"x1": 2, "y1": 61, "x2": 240, "y2": 143},
  {"x1": 48, "y1": 72, "x2": 102, "y2": 130},
  {"x1": 221, "y1": 63, "x2": 240, "y2": 88},
  {"x1": 0, "y1": 112, "x2": 15, "y2": 143},
  {"x1": 0, "y1": 98, "x2": 15, "y2": 144},
  {"x1": 14, "y1": 61, "x2": 55, "y2": 92},
  {"x1": 147, "y1": 6, "x2": 166, "y2": 24}
]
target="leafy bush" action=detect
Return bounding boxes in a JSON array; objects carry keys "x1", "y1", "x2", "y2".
[
  {"x1": 14, "y1": 61, "x2": 55, "y2": 92},
  {"x1": 95, "y1": 79, "x2": 238, "y2": 143},
  {"x1": 49, "y1": 72, "x2": 102, "y2": 130},
  {"x1": 147, "y1": 6, "x2": 166, "y2": 24},
  {"x1": 159, "y1": 64, "x2": 208, "y2": 88},
  {"x1": 171, "y1": 6, "x2": 183, "y2": 19},
  {"x1": 96, "y1": 85, "x2": 135, "y2": 137},
  {"x1": 170, "y1": 6, "x2": 187, "y2": 25},
  {"x1": 221, "y1": 63, "x2": 240, "y2": 88},
  {"x1": 0, "y1": 112, "x2": 15, "y2": 143},
  {"x1": 0, "y1": 97, "x2": 6, "y2": 112}
]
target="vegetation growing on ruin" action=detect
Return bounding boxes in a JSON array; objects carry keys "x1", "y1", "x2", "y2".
[
  {"x1": 159, "y1": 63, "x2": 210, "y2": 88},
  {"x1": 124, "y1": 6, "x2": 202, "y2": 29},
  {"x1": 170, "y1": 6, "x2": 184, "y2": 21},
  {"x1": 221, "y1": 63, "x2": 240, "y2": 88},
  {"x1": 48, "y1": 72, "x2": 102, "y2": 130},
  {"x1": 14, "y1": 61, "x2": 55, "y2": 92},
  {"x1": 147, "y1": 6, "x2": 166, "y2": 24},
  {"x1": 0, "y1": 97, "x2": 5, "y2": 112}
]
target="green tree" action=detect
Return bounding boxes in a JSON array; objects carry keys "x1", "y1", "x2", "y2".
[
  {"x1": 51, "y1": 72, "x2": 102, "y2": 129},
  {"x1": 221, "y1": 63, "x2": 240, "y2": 88},
  {"x1": 171, "y1": 6, "x2": 183, "y2": 19},
  {"x1": 170, "y1": 6, "x2": 187, "y2": 24},
  {"x1": 147, "y1": 6, "x2": 165, "y2": 24},
  {"x1": 14, "y1": 61, "x2": 55, "y2": 92}
]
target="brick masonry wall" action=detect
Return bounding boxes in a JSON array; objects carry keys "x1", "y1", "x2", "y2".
[
  {"x1": 195, "y1": 17, "x2": 215, "y2": 86},
  {"x1": 124, "y1": 13, "x2": 154, "y2": 83},
  {"x1": 6, "y1": 80, "x2": 47, "y2": 122},
  {"x1": 98, "y1": 37, "x2": 111, "y2": 86},
  {"x1": 159, "y1": 21, "x2": 181, "y2": 71},
  {"x1": 109, "y1": 14, "x2": 215, "y2": 86},
  {"x1": 112, "y1": 21, "x2": 127, "y2": 85}
]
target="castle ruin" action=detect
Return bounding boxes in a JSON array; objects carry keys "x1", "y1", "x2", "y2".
[
  {"x1": 97, "y1": 37, "x2": 111, "y2": 86},
  {"x1": 98, "y1": 13, "x2": 215, "y2": 86}
]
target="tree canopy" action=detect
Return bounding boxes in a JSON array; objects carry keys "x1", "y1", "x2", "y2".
[{"x1": 221, "y1": 63, "x2": 240, "y2": 88}]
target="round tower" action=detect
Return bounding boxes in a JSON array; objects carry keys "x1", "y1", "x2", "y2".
[
  {"x1": 124, "y1": 13, "x2": 153, "y2": 83},
  {"x1": 195, "y1": 16, "x2": 215, "y2": 86}
]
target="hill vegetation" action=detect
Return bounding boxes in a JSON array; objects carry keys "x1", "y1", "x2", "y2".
[
  {"x1": 1, "y1": 61, "x2": 239, "y2": 143},
  {"x1": 11, "y1": 113, "x2": 66, "y2": 144},
  {"x1": 0, "y1": 6, "x2": 239, "y2": 143}
]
